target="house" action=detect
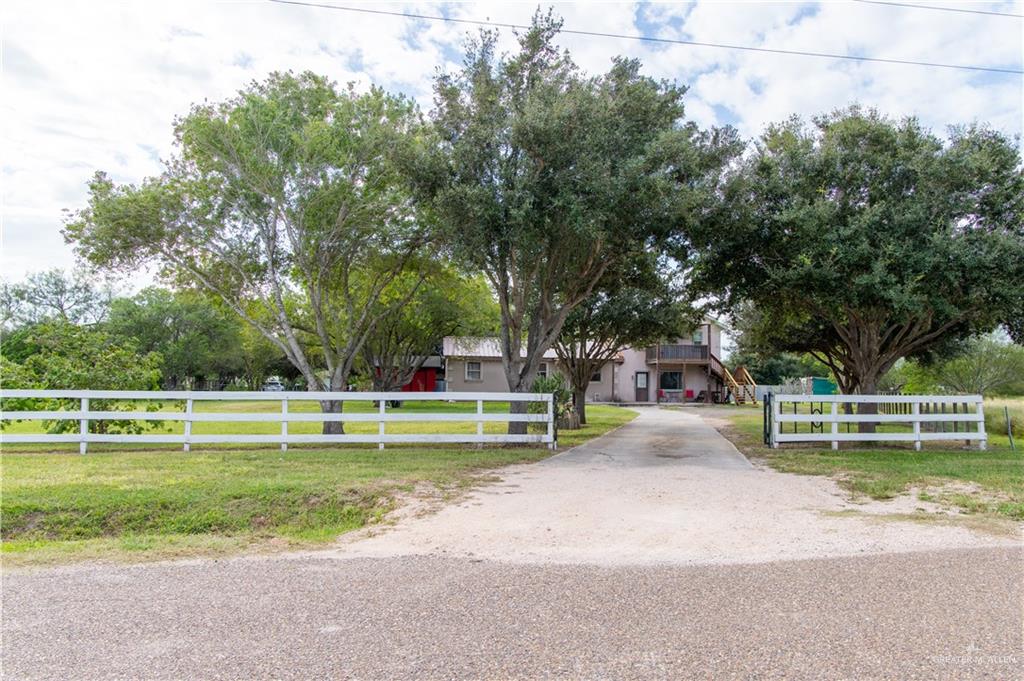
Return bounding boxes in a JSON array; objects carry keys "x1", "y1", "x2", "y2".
[
  {"x1": 442, "y1": 337, "x2": 615, "y2": 402},
  {"x1": 616, "y1": 320, "x2": 727, "y2": 404},
  {"x1": 442, "y1": 319, "x2": 741, "y2": 404}
]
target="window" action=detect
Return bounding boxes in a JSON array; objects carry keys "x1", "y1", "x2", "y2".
[
  {"x1": 590, "y1": 368, "x2": 602, "y2": 382},
  {"x1": 659, "y1": 371, "x2": 682, "y2": 390},
  {"x1": 692, "y1": 328, "x2": 704, "y2": 344},
  {"x1": 465, "y1": 361, "x2": 482, "y2": 381},
  {"x1": 538, "y1": 362, "x2": 548, "y2": 379}
]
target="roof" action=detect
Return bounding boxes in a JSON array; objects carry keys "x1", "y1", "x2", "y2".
[{"x1": 443, "y1": 336, "x2": 558, "y2": 360}]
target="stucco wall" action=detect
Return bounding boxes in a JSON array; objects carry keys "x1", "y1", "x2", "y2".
[
  {"x1": 445, "y1": 358, "x2": 510, "y2": 393},
  {"x1": 708, "y1": 323, "x2": 722, "y2": 358},
  {"x1": 446, "y1": 357, "x2": 616, "y2": 402},
  {"x1": 615, "y1": 347, "x2": 651, "y2": 402},
  {"x1": 582, "y1": 361, "x2": 615, "y2": 402}
]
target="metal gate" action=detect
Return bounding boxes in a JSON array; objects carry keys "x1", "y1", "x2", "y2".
[{"x1": 763, "y1": 392, "x2": 773, "y2": 446}]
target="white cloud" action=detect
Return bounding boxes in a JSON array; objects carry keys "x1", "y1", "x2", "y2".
[{"x1": 2, "y1": 0, "x2": 1020, "y2": 282}]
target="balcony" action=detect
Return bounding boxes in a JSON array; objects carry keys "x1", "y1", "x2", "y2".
[{"x1": 646, "y1": 344, "x2": 709, "y2": 363}]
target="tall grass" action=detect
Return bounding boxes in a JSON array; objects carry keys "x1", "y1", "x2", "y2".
[{"x1": 985, "y1": 398, "x2": 1023, "y2": 438}]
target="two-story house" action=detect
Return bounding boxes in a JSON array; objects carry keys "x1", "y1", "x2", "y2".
[
  {"x1": 612, "y1": 320, "x2": 726, "y2": 404},
  {"x1": 443, "y1": 319, "x2": 730, "y2": 404}
]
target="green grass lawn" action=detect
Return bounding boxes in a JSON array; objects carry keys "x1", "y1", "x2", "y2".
[
  {"x1": 706, "y1": 400, "x2": 1023, "y2": 520},
  {"x1": 1, "y1": 404, "x2": 636, "y2": 566}
]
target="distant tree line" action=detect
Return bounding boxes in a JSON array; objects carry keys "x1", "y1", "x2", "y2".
[{"x1": 0, "y1": 267, "x2": 498, "y2": 395}]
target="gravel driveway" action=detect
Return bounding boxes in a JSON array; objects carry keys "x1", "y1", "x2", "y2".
[
  {"x1": 333, "y1": 407, "x2": 1016, "y2": 565},
  {"x1": 4, "y1": 407, "x2": 1021, "y2": 679}
]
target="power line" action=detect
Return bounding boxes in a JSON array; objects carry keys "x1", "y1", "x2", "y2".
[
  {"x1": 266, "y1": 0, "x2": 1023, "y2": 75},
  {"x1": 852, "y1": 0, "x2": 1023, "y2": 19}
]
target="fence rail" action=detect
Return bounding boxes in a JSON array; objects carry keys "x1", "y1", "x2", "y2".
[
  {"x1": 0, "y1": 390, "x2": 556, "y2": 453},
  {"x1": 767, "y1": 393, "x2": 986, "y2": 450}
]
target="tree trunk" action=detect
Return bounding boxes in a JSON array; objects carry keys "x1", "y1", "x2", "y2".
[
  {"x1": 319, "y1": 399, "x2": 344, "y2": 435},
  {"x1": 318, "y1": 372, "x2": 348, "y2": 435},
  {"x1": 857, "y1": 373, "x2": 881, "y2": 434},
  {"x1": 574, "y1": 387, "x2": 587, "y2": 425},
  {"x1": 505, "y1": 364, "x2": 539, "y2": 436},
  {"x1": 508, "y1": 398, "x2": 529, "y2": 435}
]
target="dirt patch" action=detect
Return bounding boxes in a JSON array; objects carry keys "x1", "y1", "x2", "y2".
[{"x1": 822, "y1": 509, "x2": 1022, "y2": 539}]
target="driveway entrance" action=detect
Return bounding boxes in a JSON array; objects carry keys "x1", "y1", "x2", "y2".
[{"x1": 335, "y1": 407, "x2": 1011, "y2": 565}]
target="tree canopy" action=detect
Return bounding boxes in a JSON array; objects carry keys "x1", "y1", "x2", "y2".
[
  {"x1": 106, "y1": 288, "x2": 246, "y2": 388},
  {"x1": 359, "y1": 265, "x2": 498, "y2": 392},
  {"x1": 554, "y1": 253, "x2": 691, "y2": 423},
  {"x1": 64, "y1": 72, "x2": 435, "y2": 429},
  {"x1": 1, "y1": 268, "x2": 113, "y2": 328},
  {"x1": 685, "y1": 107, "x2": 1024, "y2": 395},
  {"x1": 419, "y1": 13, "x2": 740, "y2": 431},
  {"x1": 0, "y1": 320, "x2": 163, "y2": 434}
]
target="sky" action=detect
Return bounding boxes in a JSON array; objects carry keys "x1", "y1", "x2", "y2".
[{"x1": 2, "y1": 0, "x2": 1022, "y2": 286}]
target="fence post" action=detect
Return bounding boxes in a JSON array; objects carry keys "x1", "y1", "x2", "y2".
[
  {"x1": 771, "y1": 397, "x2": 780, "y2": 449},
  {"x1": 964, "y1": 402, "x2": 970, "y2": 447},
  {"x1": 476, "y1": 399, "x2": 484, "y2": 449},
  {"x1": 830, "y1": 402, "x2": 838, "y2": 450},
  {"x1": 184, "y1": 398, "x2": 193, "y2": 452},
  {"x1": 1006, "y1": 405, "x2": 1016, "y2": 453},
  {"x1": 378, "y1": 398, "x2": 386, "y2": 450},
  {"x1": 977, "y1": 401, "x2": 986, "y2": 451},
  {"x1": 547, "y1": 394, "x2": 556, "y2": 450},
  {"x1": 912, "y1": 401, "x2": 921, "y2": 451},
  {"x1": 281, "y1": 398, "x2": 288, "y2": 452},
  {"x1": 79, "y1": 397, "x2": 89, "y2": 455}
]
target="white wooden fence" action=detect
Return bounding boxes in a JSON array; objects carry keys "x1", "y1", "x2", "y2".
[
  {"x1": 769, "y1": 394, "x2": 986, "y2": 450},
  {"x1": 0, "y1": 390, "x2": 556, "y2": 453}
]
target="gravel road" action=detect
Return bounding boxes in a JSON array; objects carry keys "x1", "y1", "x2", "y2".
[
  {"x1": 4, "y1": 407, "x2": 1021, "y2": 679},
  {"x1": 4, "y1": 548, "x2": 1021, "y2": 679}
]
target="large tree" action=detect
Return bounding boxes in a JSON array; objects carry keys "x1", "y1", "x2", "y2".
[
  {"x1": 64, "y1": 72, "x2": 433, "y2": 432},
  {"x1": 686, "y1": 108, "x2": 1024, "y2": 405},
  {"x1": 359, "y1": 265, "x2": 498, "y2": 392},
  {"x1": 422, "y1": 14, "x2": 740, "y2": 430},
  {"x1": 554, "y1": 254, "x2": 690, "y2": 424}
]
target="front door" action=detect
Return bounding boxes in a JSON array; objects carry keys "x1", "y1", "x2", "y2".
[{"x1": 635, "y1": 371, "x2": 649, "y2": 402}]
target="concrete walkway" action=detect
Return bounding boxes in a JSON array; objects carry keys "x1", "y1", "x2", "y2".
[{"x1": 333, "y1": 407, "x2": 1016, "y2": 565}]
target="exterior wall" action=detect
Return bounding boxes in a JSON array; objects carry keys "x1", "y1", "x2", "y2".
[
  {"x1": 708, "y1": 323, "x2": 723, "y2": 358},
  {"x1": 400, "y1": 367, "x2": 438, "y2": 392},
  {"x1": 446, "y1": 357, "x2": 617, "y2": 402},
  {"x1": 582, "y1": 361, "x2": 615, "y2": 402},
  {"x1": 615, "y1": 347, "x2": 651, "y2": 403},
  {"x1": 445, "y1": 358, "x2": 510, "y2": 393},
  {"x1": 684, "y1": 365, "x2": 712, "y2": 399}
]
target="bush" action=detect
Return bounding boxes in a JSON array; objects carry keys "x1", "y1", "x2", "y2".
[
  {"x1": 528, "y1": 374, "x2": 574, "y2": 430},
  {"x1": 0, "y1": 320, "x2": 163, "y2": 434}
]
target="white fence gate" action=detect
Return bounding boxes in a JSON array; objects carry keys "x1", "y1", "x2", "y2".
[
  {"x1": 768, "y1": 394, "x2": 986, "y2": 450},
  {"x1": 0, "y1": 390, "x2": 556, "y2": 453}
]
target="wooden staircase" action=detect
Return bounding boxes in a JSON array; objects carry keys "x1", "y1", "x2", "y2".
[{"x1": 709, "y1": 353, "x2": 758, "y2": 405}]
